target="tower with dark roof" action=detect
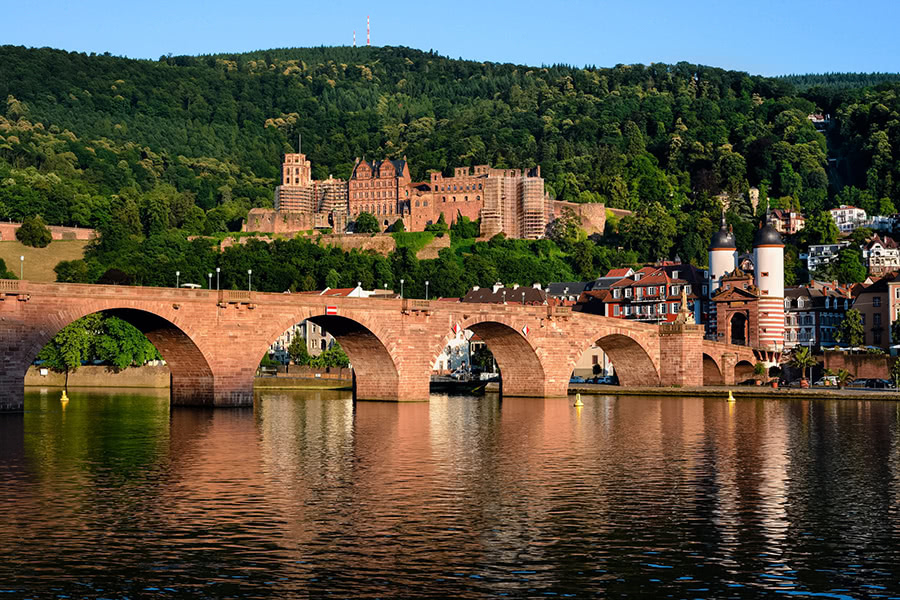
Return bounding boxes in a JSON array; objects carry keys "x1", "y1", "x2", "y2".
[
  {"x1": 753, "y1": 221, "x2": 785, "y2": 349},
  {"x1": 708, "y1": 213, "x2": 737, "y2": 296}
]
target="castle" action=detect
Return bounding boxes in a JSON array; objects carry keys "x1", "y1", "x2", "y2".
[{"x1": 243, "y1": 152, "x2": 600, "y2": 239}]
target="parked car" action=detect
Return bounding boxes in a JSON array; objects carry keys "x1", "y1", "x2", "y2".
[
  {"x1": 569, "y1": 376, "x2": 585, "y2": 384},
  {"x1": 814, "y1": 376, "x2": 839, "y2": 387}
]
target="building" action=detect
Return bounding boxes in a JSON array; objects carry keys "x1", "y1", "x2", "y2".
[
  {"x1": 348, "y1": 157, "x2": 412, "y2": 224},
  {"x1": 852, "y1": 276, "x2": 891, "y2": 349},
  {"x1": 767, "y1": 209, "x2": 805, "y2": 235},
  {"x1": 247, "y1": 151, "x2": 554, "y2": 239},
  {"x1": 862, "y1": 234, "x2": 900, "y2": 277},
  {"x1": 829, "y1": 205, "x2": 868, "y2": 233},
  {"x1": 575, "y1": 265, "x2": 701, "y2": 324},
  {"x1": 462, "y1": 282, "x2": 547, "y2": 305},
  {"x1": 783, "y1": 281, "x2": 852, "y2": 350},
  {"x1": 709, "y1": 222, "x2": 785, "y2": 350},
  {"x1": 805, "y1": 241, "x2": 851, "y2": 273},
  {"x1": 267, "y1": 285, "x2": 394, "y2": 362}
]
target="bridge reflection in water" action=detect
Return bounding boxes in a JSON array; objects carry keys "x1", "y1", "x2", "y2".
[
  {"x1": 0, "y1": 280, "x2": 767, "y2": 411},
  {"x1": 0, "y1": 389, "x2": 897, "y2": 596}
]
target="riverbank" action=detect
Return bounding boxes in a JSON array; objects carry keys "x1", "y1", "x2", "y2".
[{"x1": 566, "y1": 382, "x2": 900, "y2": 401}]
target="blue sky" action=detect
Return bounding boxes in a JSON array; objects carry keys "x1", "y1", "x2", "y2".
[{"x1": 5, "y1": 0, "x2": 896, "y2": 75}]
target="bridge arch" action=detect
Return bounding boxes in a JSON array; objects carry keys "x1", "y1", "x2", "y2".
[
  {"x1": 734, "y1": 360, "x2": 755, "y2": 383},
  {"x1": 255, "y1": 308, "x2": 404, "y2": 401},
  {"x1": 12, "y1": 306, "x2": 214, "y2": 405},
  {"x1": 703, "y1": 353, "x2": 724, "y2": 385},
  {"x1": 592, "y1": 333, "x2": 660, "y2": 387},
  {"x1": 430, "y1": 315, "x2": 547, "y2": 397}
]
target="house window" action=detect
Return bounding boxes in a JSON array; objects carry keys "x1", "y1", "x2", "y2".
[
  {"x1": 614, "y1": 305, "x2": 620, "y2": 316},
  {"x1": 648, "y1": 286, "x2": 656, "y2": 295},
  {"x1": 684, "y1": 285, "x2": 691, "y2": 294},
  {"x1": 874, "y1": 313, "x2": 882, "y2": 327},
  {"x1": 613, "y1": 289, "x2": 620, "y2": 299},
  {"x1": 625, "y1": 289, "x2": 632, "y2": 298},
  {"x1": 874, "y1": 330, "x2": 882, "y2": 345},
  {"x1": 874, "y1": 297, "x2": 881, "y2": 307}
]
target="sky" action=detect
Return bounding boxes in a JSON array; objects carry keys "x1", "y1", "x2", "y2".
[{"x1": 4, "y1": 0, "x2": 897, "y2": 76}]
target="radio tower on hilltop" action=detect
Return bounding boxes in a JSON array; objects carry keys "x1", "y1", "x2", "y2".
[
  {"x1": 367, "y1": 15, "x2": 370, "y2": 46},
  {"x1": 353, "y1": 30, "x2": 356, "y2": 47}
]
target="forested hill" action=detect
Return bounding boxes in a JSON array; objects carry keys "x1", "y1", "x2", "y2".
[{"x1": 1, "y1": 44, "x2": 900, "y2": 272}]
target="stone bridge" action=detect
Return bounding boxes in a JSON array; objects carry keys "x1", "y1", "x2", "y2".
[{"x1": 0, "y1": 281, "x2": 761, "y2": 411}]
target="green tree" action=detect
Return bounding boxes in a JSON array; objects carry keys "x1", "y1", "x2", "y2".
[
  {"x1": 325, "y1": 268, "x2": 341, "y2": 289},
  {"x1": 835, "y1": 308, "x2": 865, "y2": 347},
  {"x1": 92, "y1": 316, "x2": 160, "y2": 369},
  {"x1": 471, "y1": 345, "x2": 495, "y2": 372},
  {"x1": 789, "y1": 346, "x2": 818, "y2": 382},
  {"x1": 547, "y1": 207, "x2": 582, "y2": 247},
  {"x1": 849, "y1": 227, "x2": 874, "y2": 247},
  {"x1": 803, "y1": 211, "x2": 839, "y2": 246},
  {"x1": 287, "y1": 334, "x2": 310, "y2": 365},
  {"x1": 16, "y1": 214, "x2": 52, "y2": 248},
  {"x1": 36, "y1": 313, "x2": 101, "y2": 387},
  {"x1": 833, "y1": 248, "x2": 867, "y2": 284},
  {"x1": 893, "y1": 317, "x2": 900, "y2": 344},
  {"x1": 54, "y1": 259, "x2": 91, "y2": 283},
  {"x1": 388, "y1": 218, "x2": 405, "y2": 233},
  {"x1": 425, "y1": 212, "x2": 449, "y2": 235},
  {"x1": 355, "y1": 212, "x2": 380, "y2": 233},
  {"x1": 890, "y1": 358, "x2": 900, "y2": 389}
]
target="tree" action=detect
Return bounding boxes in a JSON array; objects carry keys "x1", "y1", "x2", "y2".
[
  {"x1": 388, "y1": 218, "x2": 405, "y2": 232},
  {"x1": 54, "y1": 259, "x2": 91, "y2": 283},
  {"x1": 547, "y1": 207, "x2": 582, "y2": 247},
  {"x1": 471, "y1": 345, "x2": 495, "y2": 372},
  {"x1": 836, "y1": 368, "x2": 855, "y2": 389},
  {"x1": 890, "y1": 358, "x2": 900, "y2": 389},
  {"x1": 355, "y1": 212, "x2": 380, "y2": 233},
  {"x1": 789, "y1": 346, "x2": 817, "y2": 382},
  {"x1": 835, "y1": 308, "x2": 865, "y2": 347},
  {"x1": 325, "y1": 268, "x2": 341, "y2": 289},
  {"x1": 833, "y1": 248, "x2": 867, "y2": 284},
  {"x1": 803, "y1": 211, "x2": 839, "y2": 246},
  {"x1": 16, "y1": 214, "x2": 52, "y2": 248},
  {"x1": 425, "y1": 212, "x2": 449, "y2": 235},
  {"x1": 849, "y1": 227, "x2": 874, "y2": 247},
  {"x1": 36, "y1": 314, "x2": 101, "y2": 387},
  {"x1": 91, "y1": 316, "x2": 160, "y2": 369},
  {"x1": 287, "y1": 334, "x2": 310, "y2": 365}
]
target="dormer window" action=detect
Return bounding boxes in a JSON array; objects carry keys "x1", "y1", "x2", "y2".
[{"x1": 613, "y1": 289, "x2": 620, "y2": 299}]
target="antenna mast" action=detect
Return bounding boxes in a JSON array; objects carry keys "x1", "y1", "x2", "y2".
[
  {"x1": 353, "y1": 30, "x2": 356, "y2": 47},
  {"x1": 367, "y1": 16, "x2": 370, "y2": 46}
]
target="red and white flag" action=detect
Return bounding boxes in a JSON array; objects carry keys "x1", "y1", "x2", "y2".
[{"x1": 326, "y1": 306, "x2": 338, "y2": 315}]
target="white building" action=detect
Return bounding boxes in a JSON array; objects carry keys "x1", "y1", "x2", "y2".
[
  {"x1": 862, "y1": 234, "x2": 900, "y2": 277},
  {"x1": 804, "y1": 241, "x2": 851, "y2": 273},
  {"x1": 433, "y1": 328, "x2": 472, "y2": 373},
  {"x1": 829, "y1": 205, "x2": 868, "y2": 233}
]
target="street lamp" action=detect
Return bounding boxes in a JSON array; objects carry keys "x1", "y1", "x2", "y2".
[
  {"x1": 425, "y1": 280, "x2": 429, "y2": 301},
  {"x1": 208, "y1": 272, "x2": 212, "y2": 290},
  {"x1": 216, "y1": 267, "x2": 220, "y2": 291},
  {"x1": 248, "y1": 269, "x2": 252, "y2": 292},
  {"x1": 400, "y1": 278, "x2": 404, "y2": 299},
  {"x1": 176, "y1": 271, "x2": 180, "y2": 289},
  {"x1": 522, "y1": 291, "x2": 525, "y2": 305},
  {"x1": 19, "y1": 256, "x2": 23, "y2": 280}
]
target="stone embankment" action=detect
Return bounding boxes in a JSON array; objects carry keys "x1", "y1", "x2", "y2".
[{"x1": 26, "y1": 365, "x2": 170, "y2": 388}]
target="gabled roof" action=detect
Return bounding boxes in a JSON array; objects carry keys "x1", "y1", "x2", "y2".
[
  {"x1": 711, "y1": 285, "x2": 760, "y2": 302},
  {"x1": 605, "y1": 268, "x2": 633, "y2": 278}
]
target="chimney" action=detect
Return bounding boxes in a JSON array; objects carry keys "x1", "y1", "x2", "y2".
[
  {"x1": 533, "y1": 283, "x2": 542, "y2": 290},
  {"x1": 472, "y1": 286, "x2": 480, "y2": 291},
  {"x1": 493, "y1": 282, "x2": 503, "y2": 293},
  {"x1": 512, "y1": 283, "x2": 519, "y2": 290}
]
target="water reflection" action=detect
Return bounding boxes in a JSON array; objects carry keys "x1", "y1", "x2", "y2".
[{"x1": 0, "y1": 390, "x2": 899, "y2": 597}]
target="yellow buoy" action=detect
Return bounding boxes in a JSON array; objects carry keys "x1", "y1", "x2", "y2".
[
  {"x1": 727, "y1": 390, "x2": 735, "y2": 403},
  {"x1": 60, "y1": 390, "x2": 69, "y2": 404},
  {"x1": 574, "y1": 393, "x2": 584, "y2": 407}
]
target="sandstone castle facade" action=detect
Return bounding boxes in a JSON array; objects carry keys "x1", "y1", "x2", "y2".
[{"x1": 244, "y1": 152, "x2": 574, "y2": 239}]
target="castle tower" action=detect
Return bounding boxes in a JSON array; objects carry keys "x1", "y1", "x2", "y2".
[
  {"x1": 753, "y1": 222, "x2": 785, "y2": 350},
  {"x1": 708, "y1": 213, "x2": 737, "y2": 295}
]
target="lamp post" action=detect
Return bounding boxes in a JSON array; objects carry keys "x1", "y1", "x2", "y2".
[
  {"x1": 19, "y1": 256, "x2": 23, "y2": 280},
  {"x1": 400, "y1": 278, "x2": 404, "y2": 299},
  {"x1": 248, "y1": 269, "x2": 252, "y2": 292},
  {"x1": 208, "y1": 272, "x2": 212, "y2": 290},
  {"x1": 522, "y1": 291, "x2": 525, "y2": 305},
  {"x1": 216, "y1": 267, "x2": 220, "y2": 291},
  {"x1": 176, "y1": 271, "x2": 180, "y2": 289},
  {"x1": 425, "y1": 280, "x2": 429, "y2": 301}
]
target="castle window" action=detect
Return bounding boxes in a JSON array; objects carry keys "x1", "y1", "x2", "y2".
[
  {"x1": 443, "y1": 196, "x2": 447, "y2": 202},
  {"x1": 453, "y1": 196, "x2": 456, "y2": 202},
  {"x1": 424, "y1": 201, "x2": 428, "y2": 207},
  {"x1": 415, "y1": 200, "x2": 420, "y2": 207},
  {"x1": 761, "y1": 272, "x2": 769, "y2": 277},
  {"x1": 476, "y1": 196, "x2": 480, "y2": 201},
  {"x1": 465, "y1": 196, "x2": 468, "y2": 201}
]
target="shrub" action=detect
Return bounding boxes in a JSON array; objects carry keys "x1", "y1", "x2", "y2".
[{"x1": 16, "y1": 215, "x2": 52, "y2": 248}]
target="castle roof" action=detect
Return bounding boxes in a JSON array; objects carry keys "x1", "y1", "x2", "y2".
[
  {"x1": 753, "y1": 222, "x2": 783, "y2": 247},
  {"x1": 709, "y1": 215, "x2": 736, "y2": 250}
]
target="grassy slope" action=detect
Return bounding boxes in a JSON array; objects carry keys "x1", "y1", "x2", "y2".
[{"x1": 0, "y1": 241, "x2": 88, "y2": 282}]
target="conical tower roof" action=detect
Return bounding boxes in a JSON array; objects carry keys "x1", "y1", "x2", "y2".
[{"x1": 709, "y1": 213, "x2": 736, "y2": 251}]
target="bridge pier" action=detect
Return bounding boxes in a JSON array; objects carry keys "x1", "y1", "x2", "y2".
[{"x1": 658, "y1": 322, "x2": 705, "y2": 387}]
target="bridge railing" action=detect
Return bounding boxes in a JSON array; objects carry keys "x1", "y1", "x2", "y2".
[
  {"x1": 402, "y1": 298, "x2": 431, "y2": 312},
  {"x1": 219, "y1": 289, "x2": 253, "y2": 303},
  {"x1": 0, "y1": 279, "x2": 22, "y2": 292}
]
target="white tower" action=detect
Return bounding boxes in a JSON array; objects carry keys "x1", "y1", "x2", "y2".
[
  {"x1": 708, "y1": 214, "x2": 737, "y2": 295},
  {"x1": 753, "y1": 222, "x2": 785, "y2": 350}
]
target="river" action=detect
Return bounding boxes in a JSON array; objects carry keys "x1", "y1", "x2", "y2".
[{"x1": 1, "y1": 389, "x2": 899, "y2": 598}]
